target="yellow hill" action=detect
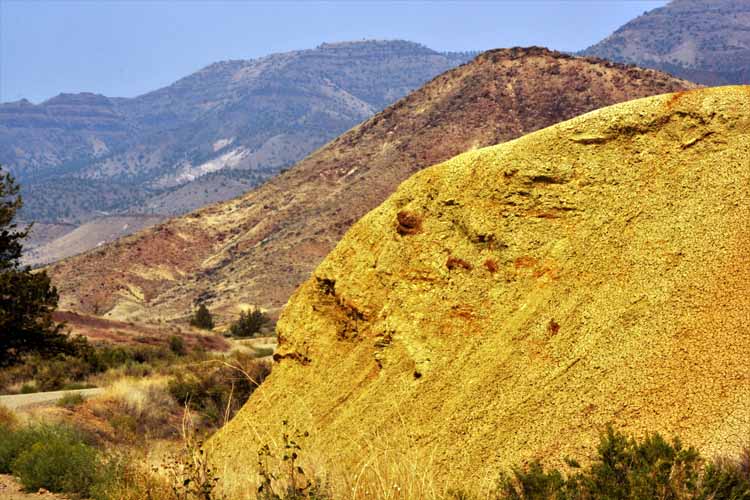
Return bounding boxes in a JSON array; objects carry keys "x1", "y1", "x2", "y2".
[{"x1": 209, "y1": 86, "x2": 750, "y2": 497}]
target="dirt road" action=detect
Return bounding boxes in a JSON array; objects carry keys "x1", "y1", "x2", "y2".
[{"x1": 0, "y1": 388, "x2": 103, "y2": 411}]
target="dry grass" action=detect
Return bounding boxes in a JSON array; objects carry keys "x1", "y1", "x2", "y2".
[
  {"x1": 212, "y1": 391, "x2": 496, "y2": 500},
  {"x1": 89, "y1": 376, "x2": 181, "y2": 441},
  {"x1": 0, "y1": 403, "x2": 19, "y2": 429}
]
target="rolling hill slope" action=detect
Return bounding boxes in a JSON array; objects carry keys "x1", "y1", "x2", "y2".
[{"x1": 47, "y1": 48, "x2": 697, "y2": 324}]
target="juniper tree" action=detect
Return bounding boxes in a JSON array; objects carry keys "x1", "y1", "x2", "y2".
[
  {"x1": 0, "y1": 167, "x2": 68, "y2": 366},
  {"x1": 190, "y1": 303, "x2": 214, "y2": 330},
  {"x1": 229, "y1": 307, "x2": 268, "y2": 338}
]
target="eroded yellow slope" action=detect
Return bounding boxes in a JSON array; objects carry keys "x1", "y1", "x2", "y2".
[{"x1": 210, "y1": 87, "x2": 750, "y2": 496}]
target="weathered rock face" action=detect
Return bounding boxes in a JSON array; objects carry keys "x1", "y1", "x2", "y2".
[{"x1": 209, "y1": 87, "x2": 750, "y2": 495}]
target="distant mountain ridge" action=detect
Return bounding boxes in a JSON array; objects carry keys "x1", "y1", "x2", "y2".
[
  {"x1": 582, "y1": 0, "x2": 750, "y2": 85},
  {"x1": 0, "y1": 40, "x2": 474, "y2": 227}
]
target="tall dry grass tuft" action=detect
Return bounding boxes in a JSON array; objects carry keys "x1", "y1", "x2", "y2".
[
  {"x1": 91, "y1": 376, "x2": 181, "y2": 440},
  {"x1": 165, "y1": 410, "x2": 225, "y2": 500},
  {"x1": 0, "y1": 403, "x2": 18, "y2": 429}
]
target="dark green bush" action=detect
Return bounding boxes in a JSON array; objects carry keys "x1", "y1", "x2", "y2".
[
  {"x1": 190, "y1": 303, "x2": 215, "y2": 330},
  {"x1": 495, "y1": 427, "x2": 750, "y2": 500},
  {"x1": 0, "y1": 424, "x2": 47, "y2": 473},
  {"x1": 228, "y1": 307, "x2": 269, "y2": 338},
  {"x1": 575, "y1": 428, "x2": 702, "y2": 499},
  {"x1": 57, "y1": 392, "x2": 86, "y2": 409},
  {"x1": 12, "y1": 430, "x2": 101, "y2": 496},
  {"x1": 498, "y1": 461, "x2": 565, "y2": 500},
  {"x1": 19, "y1": 383, "x2": 36, "y2": 394},
  {"x1": 700, "y1": 449, "x2": 750, "y2": 500},
  {"x1": 169, "y1": 335, "x2": 186, "y2": 356}
]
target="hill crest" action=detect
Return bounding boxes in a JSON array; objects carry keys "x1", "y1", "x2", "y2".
[{"x1": 47, "y1": 47, "x2": 698, "y2": 325}]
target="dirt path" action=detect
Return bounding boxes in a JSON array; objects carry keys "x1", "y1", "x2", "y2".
[
  {"x1": 0, "y1": 475, "x2": 66, "y2": 499},
  {"x1": 0, "y1": 388, "x2": 103, "y2": 411}
]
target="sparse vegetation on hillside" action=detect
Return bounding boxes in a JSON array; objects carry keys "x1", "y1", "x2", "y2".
[
  {"x1": 581, "y1": 0, "x2": 750, "y2": 85},
  {"x1": 231, "y1": 426, "x2": 750, "y2": 499},
  {"x1": 0, "y1": 343, "x2": 273, "y2": 498},
  {"x1": 0, "y1": 338, "x2": 180, "y2": 393},
  {"x1": 0, "y1": 414, "x2": 746, "y2": 500},
  {"x1": 168, "y1": 352, "x2": 271, "y2": 428},
  {"x1": 47, "y1": 47, "x2": 696, "y2": 326},
  {"x1": 4, "y1": 41, "x2": 472, "y2": 238}
]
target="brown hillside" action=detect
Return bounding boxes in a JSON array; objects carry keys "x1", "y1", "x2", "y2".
[
  {"x1": 208, "y1": 86, "x2": 750, "y2": 497},
  {"x1": 48, "y1": 48, "x2": 697, "y2": 323}
]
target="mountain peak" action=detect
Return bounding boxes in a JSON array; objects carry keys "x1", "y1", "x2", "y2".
[
  {"x1": 42, "y1": 92, "x2": 114, "y2": 106},
  {"x1": 582, "y1": 0, "x2": 750, "y2": 84},
  {"x1": 316, "y1": 39, "x2": 436, "y2": 54}
]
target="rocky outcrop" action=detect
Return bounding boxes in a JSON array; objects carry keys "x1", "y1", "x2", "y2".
[{"x1": 208, "y1": 87, "x2": 750, "y2": 496}]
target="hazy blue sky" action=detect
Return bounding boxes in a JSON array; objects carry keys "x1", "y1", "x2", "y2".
[{"x1": 1, "y1": 0, "x2": 667, "y2": 104}]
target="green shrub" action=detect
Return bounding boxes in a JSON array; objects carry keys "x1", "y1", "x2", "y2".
[
  {"x1": 57, "y1": 392, "x2": 86, "y2": 409},
  {"x1": 11, "y1": 425, "x2": 102, "y2": 497},
  {"x1": 168, "y1": 354, "x2": 271, "y2": 428},
  {"x1": 498, "y1": 461, "x2": 565, "y2": 500},
  {"x1": 19, "y1": 382, "x2": 36, "y2": 394},
  {"x1": 573, "y1": 428, "x2": 702, "y2": 499},
  {"x1": 190, "y1": 304, "x2": 215, "y2": 330},
  {"x1": 0, "y1": 423, "x2": 113, "y2": 497},
  {"x1": 0, "y1": 424, "x2": 51, "y2": 473},
  {"x1": 169, "y1": 335, "x2": 186, "y2": 356},
  {"x1": 228, "y1": 308, "x2": 269, "y2": 338},
  {"x1": 494, "y1": 428, "x2": 750, "y2": 500},
  {"x1": 700, "y1": 448, "x2": 750, "y2": 500}
]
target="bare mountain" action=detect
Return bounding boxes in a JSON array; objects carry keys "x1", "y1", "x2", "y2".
[
  {"x1": 582, "y1": 0, "x2": 750, "y2": 85},
  {"x1": 1, "y1": 40, "x2": 472, "y2": 227},
  {"x1": 0, "y1": 93, "x2": 133, "y2": 180},
  {"x1": 47, "y1": 48, "x2": 697, "y2": 324}
]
